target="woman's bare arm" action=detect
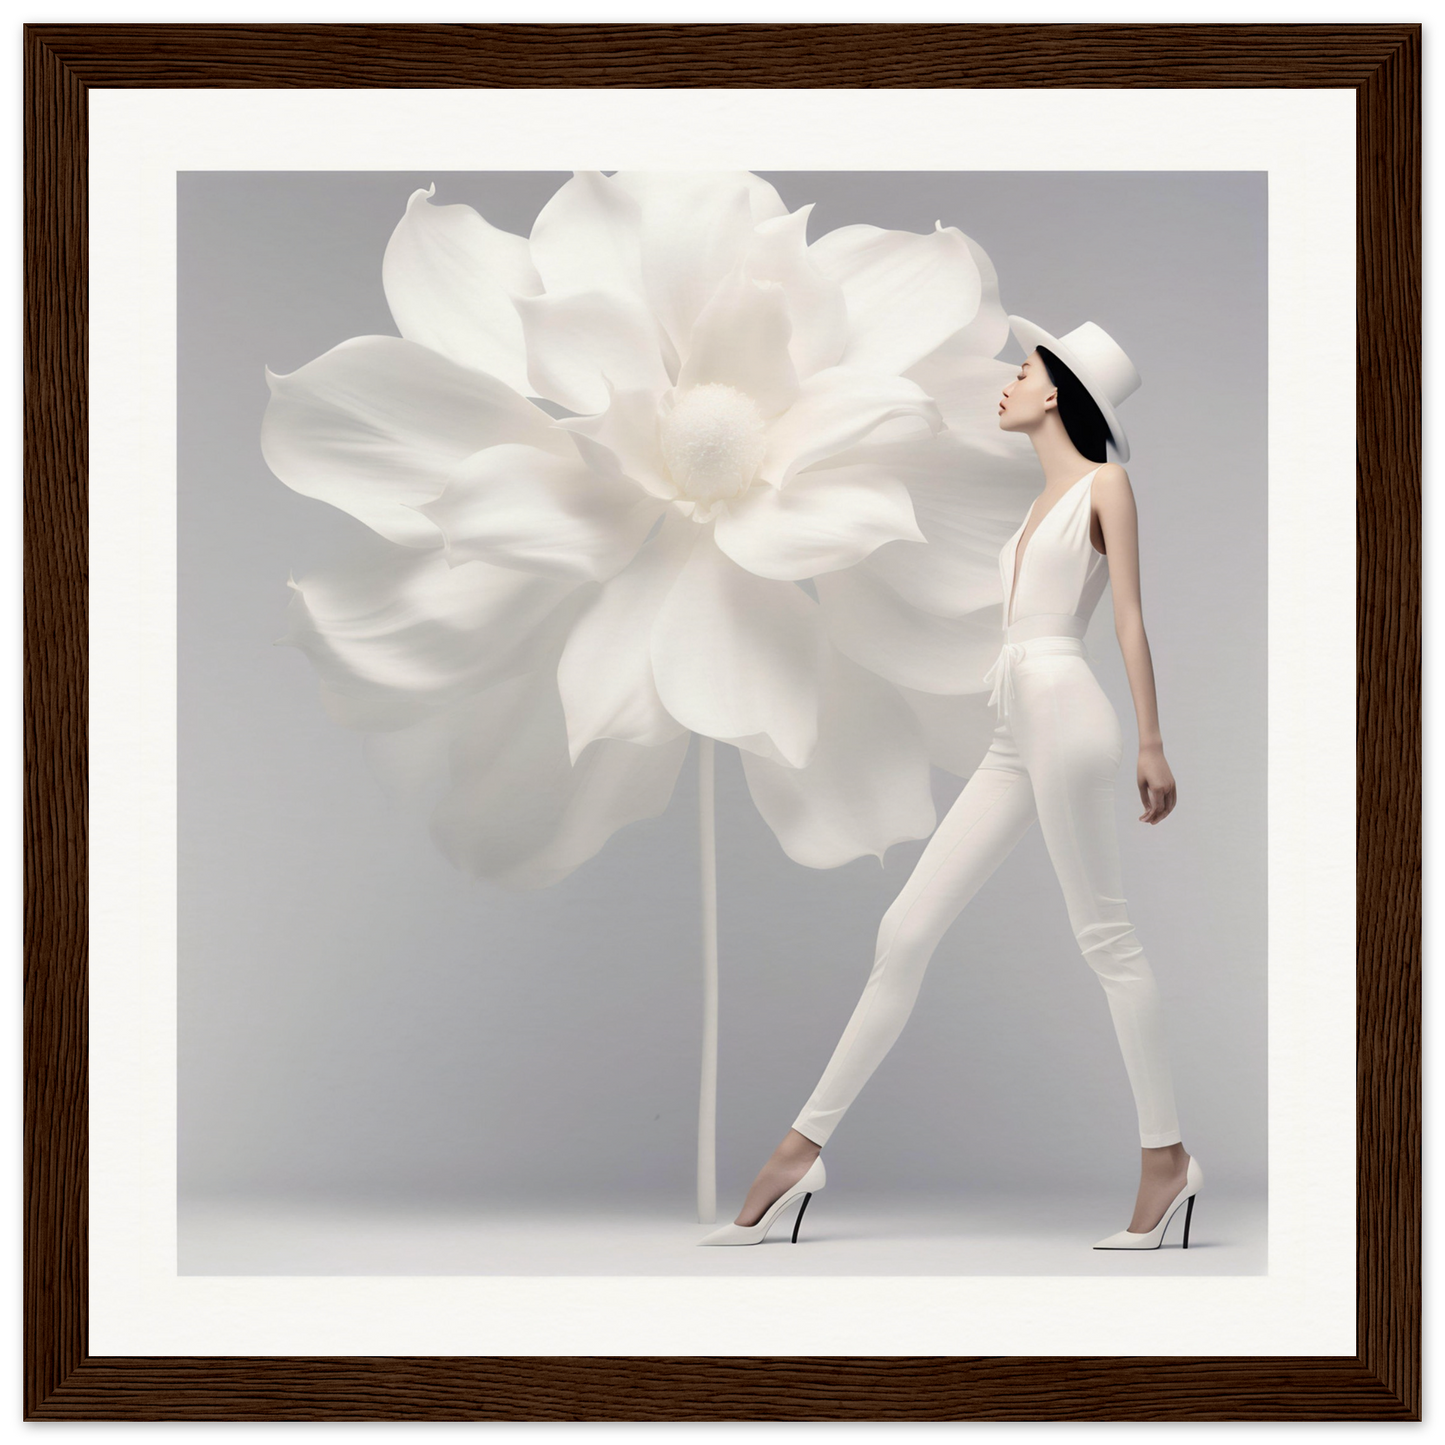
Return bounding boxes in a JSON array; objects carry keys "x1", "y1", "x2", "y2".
[{"x1": 1093, "y1": 463, "x2": 1177, "y2": 824}]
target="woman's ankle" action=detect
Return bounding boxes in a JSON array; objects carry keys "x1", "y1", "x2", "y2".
[
  {"x1": 769, "y1": 1130, "x2": 821, "y2": 1168},
  {"x1": 1140, "y1": 1141, "x2": 1188, "y2": 1173}
]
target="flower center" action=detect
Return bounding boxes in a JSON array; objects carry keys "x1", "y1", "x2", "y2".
[{"x1": 659, "y1": 383, "x2": 766, "y2": 509}]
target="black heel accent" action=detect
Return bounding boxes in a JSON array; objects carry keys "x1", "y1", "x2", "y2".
[
  {"x1": 791, "y1": 1191, "x2": 813, "y2": 1243},
  {"x1": 1182, "y1": 1194, "x2": 1195, "y2": 1249}
]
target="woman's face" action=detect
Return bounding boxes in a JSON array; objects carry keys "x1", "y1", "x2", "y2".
[{"x1": 998, "y1": 351, "x2": 1056, "y2": 434}]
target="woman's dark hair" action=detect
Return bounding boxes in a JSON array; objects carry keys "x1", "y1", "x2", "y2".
[{"x1": 1036, "y1": 346, "x2": 1112, "y2": 464}]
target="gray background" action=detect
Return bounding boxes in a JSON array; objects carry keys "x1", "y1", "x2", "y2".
[{"x1": 178, "y1": 172, "x2": 1266, "y2": 1263}]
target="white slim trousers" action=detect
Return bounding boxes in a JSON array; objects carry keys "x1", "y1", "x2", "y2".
[{"x1": 791, "y1": 635, "x2": 1183, "y2": 1150}]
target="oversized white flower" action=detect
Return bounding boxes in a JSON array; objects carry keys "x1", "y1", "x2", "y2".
[{"x1": 262, "y1": 170, "x2": 1036, "y2": 889}]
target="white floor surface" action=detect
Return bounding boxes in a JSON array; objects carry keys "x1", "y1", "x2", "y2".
[{"x1": 179, "y1": 1190, "x2": 1265, "y2": 1277}]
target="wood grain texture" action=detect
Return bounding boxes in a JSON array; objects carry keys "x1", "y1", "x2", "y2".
[
  {"x1": 1353, "y1": 24, "x2": 1422, "y2": 1420},
  {"x1": 23, "y1": 20, "x2": 1420, "y2": 1422},
  {"x1": 16, "y1": 22, "x2": 1421, "y2": 87},
  {"x1": 24, "y1": 22, "x2": 88, "y2": 1422}
]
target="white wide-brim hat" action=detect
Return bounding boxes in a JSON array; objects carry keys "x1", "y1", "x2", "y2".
[{"x1": 1007, "y1": 315, "x2": 1141, "y2": 464}]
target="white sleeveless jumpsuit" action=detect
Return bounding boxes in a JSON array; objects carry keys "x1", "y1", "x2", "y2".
[{"x1": 791, "y1": 465, "x2": 1183, "y2": 1149}]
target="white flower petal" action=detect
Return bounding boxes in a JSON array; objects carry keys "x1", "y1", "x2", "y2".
[
  {"x1": 744, "y1": 174, "x2": 792, "y2": 220},
  {"x1": 260, "y1": 335, "x2": 558, "y2": 546},
  {"x1": 276, "y1": 544, "x2": 584, "y2": 730},
  {"x1": 425, "y1": 668, "x2": 692, "y2": 890},
  {"x1": 838, "y1": 428, "x2": 1037, "y2": 618},
  {"x1": 526, "y1": 171, "x2": 650, "y2": 313},
  {"x1": 742, "y1": 203, "x2": 849, "y2": 381},
  {"x1": 508, "y1": 730, "x2": 692, "y2": 890},
  {"x1": 814, "y1": 564, "x2": 1001, "y2": 694},
  {"x1": 557, "y1": 510, "x2": 699, "y2": 761},
  {"x1": 902, "y1": 226, "x2": 1012, "y2": 373},
  {"x1": 650, "y1": 527, "x2": 823, "y2": 767},
  {"x1": 741, "y1": 646, "x2": 936, "y2": 869},
  {"x1": 381, "y1": 183, "x2": 541, "y2": 397},
  {"x1": 608, "y1": 170, "x2": 789, "y2": 362},
  {"x1": 417, "y1": 442, "x2": 665, "y2": 582},
  {"x1": 904, "y1": 352, "x2": 1021, "y2": 443},
  {"x1": 758, "y1": 366, "x2": 943, "y2": 488},
  {"x1": 893, "y1": 682, "x2": 1002, "y2": 778},
  {"x1": 551, "y1": 383, "x2": 677, "y2": 501},
  {"x1": 807, "y1": 219, "x2": 990, "y2": 376},
  {"x1": 713, "y1": 461, "x2": 925, "y2": 581},
  {"x1": 514, "y1": 288, "x2": 672, "y2": 416},
  {"x1": 360, "y1": 705, "x2": 456, "y2": 822},
  {"x1": 675, "y1": 267, "x2": 799, "y2": 418}
]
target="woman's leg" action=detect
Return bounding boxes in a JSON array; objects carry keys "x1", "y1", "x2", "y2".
[
  {"x1": 788, "y1": 760, "x2": 1038, "y2": 1149},
  {"x1": 1010, "y1": 653, "x2": 1187, "y2": 1227},
  {"x1": 730, "y1": 758, "x2": 1038, "y2": 1224}
]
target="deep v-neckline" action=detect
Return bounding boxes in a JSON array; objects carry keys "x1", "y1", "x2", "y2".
[{"x1": 1006, "y1": 466, "x2": 1101, "y2": 625}]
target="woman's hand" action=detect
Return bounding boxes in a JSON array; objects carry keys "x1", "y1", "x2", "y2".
[{"x1": 1136, "y1": 741, "x2": 1177, "y2": 824}]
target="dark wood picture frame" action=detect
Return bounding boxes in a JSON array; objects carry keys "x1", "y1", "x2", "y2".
[{"x1": 24, "y1": 22, "x2": 1420, "y2": 1421}]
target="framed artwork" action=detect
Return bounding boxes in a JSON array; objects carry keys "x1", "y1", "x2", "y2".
[
  {"x1": 172, "y1": 162, "x2": 1268, "y2": 1278},
  {"x1": 25, "y1": 22, "x2": 1419, "y2": 1422}
]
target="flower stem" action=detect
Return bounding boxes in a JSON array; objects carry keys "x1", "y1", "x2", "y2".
[{"x1": 697, "y1": 733, "x2": 718, "y2": 1224}]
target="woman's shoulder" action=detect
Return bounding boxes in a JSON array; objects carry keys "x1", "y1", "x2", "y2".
[{"x1": 1088, "y1": 463, "x2": 1137, "y2": 524}]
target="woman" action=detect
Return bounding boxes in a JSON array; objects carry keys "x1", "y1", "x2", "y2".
[{"x1": 699, "y1": 317, "x2": 1203, "y2": 1250}]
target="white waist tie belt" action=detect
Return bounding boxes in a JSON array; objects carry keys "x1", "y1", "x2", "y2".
[{"x1": 982, "y1": 612, "x2": 1090, "y2": 720}]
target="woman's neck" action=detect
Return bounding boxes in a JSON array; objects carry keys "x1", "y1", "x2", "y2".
[{"x1": 1029, "y1": 421, "x2": 1098, "y2": 488}]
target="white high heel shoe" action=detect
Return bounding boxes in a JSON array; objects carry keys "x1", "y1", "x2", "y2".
[
  {"x1": 1093, "y1": 1155, "x2": 1203, "y2": 1249},
  {"x1": 697, "y1": 1155, "x2": 826, "y2": 1245}
]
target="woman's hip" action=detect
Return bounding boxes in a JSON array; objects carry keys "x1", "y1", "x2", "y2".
[{"x1": 980, "y1": 642, "x2": 1123, "y2": 776}]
